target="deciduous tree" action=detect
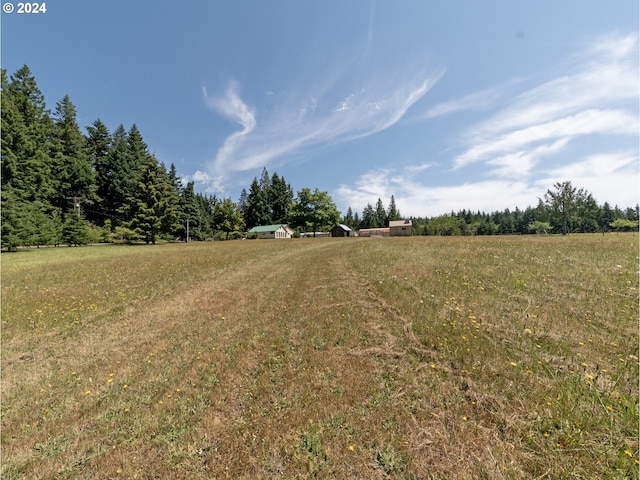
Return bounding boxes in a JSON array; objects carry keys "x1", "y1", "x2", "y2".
[{"x1": 289, "y1": 188, "x2": 340, "y2": 236}]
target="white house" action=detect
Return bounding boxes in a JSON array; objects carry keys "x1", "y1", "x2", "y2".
[{"x1": 248, "y1": 224, "x2": 294, "y2": 239}]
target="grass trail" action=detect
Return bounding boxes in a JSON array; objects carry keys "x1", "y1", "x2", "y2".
[{"x1": 1, "y1": 235, "x2": 638, "y2": 478}]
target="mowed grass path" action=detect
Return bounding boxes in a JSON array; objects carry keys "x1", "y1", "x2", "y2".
[{"x1": 1, "y1": 235, "x2": 638, "y2": 479}]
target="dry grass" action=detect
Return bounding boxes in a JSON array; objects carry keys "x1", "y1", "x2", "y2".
[{"x1": 1, "y1": 234, "x2": 638, "y2": 479}]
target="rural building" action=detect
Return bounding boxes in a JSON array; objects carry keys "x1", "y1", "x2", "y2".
[
  {"x1": 301, "y1": 231, "x2": 330, "y2": 238},
  {"x1": 358, "y1": 227, "x2": 390, "y2": 237},
  {"x1": 331, "y1": 224, "x2": 352, "y2": 237},
  {"x1": 248, "y1": 224, "x2": 294, "y2": 239},
  {"x1": 389, "y1": 219, "x2": 413, "y2": 236}
]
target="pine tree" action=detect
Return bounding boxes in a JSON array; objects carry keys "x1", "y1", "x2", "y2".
[
  {"x1": 179, "y1": 181, "x2": 200, "y2": 240},
  {"x1": 375, "y1": 198, "x2": 387, "y2": 227},
  {"x1": 49, "y1": 95, "x2": 96, "y2": 214},
  {"x1": 1, "y1": 66, "x2": 54, "y2": 202},
  {"x1": 353, "y1": 211, "x2": 361, "y2": 229},
  {"x1": 387, "y1": 195, "x2": 402, "y2": 221},
  {"x1": 121, "y1": 156, "x2": 178, "y2": 244},
  {"x1": 1, "y1": 66, "x2": 56, "y2": 248},
  {"x1": 238, "y1": 188, "x2": 249, "y2": 225},
  {"x1": 343, "y1": 207, "x2": 355, "y2": 228},
  {"x1": 85, "y1": 119, "x2": 111, "y2": 224},
  {"x1": 97, "y1": 124, "x2": 130, "y2": 225},
  {"x1": 269, "y1": 172, "x2": 293, "y2": 224},
  {"x1": 62, "y1": 209, "x2": 90, "y2": 246},
  {"x1": 361, "y1": 203, "x2": 376, "y2": 228},
  {"x1": 167, "y1": 163, "x2": 183, "y2": 198},
  {"x1": 245, "y1": 178, "x2": 270, "y2": 229}
]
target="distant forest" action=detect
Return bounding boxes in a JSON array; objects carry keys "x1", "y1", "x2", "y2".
[{"x1": 2, "y1": 65, "x2": 638, "y2": 249}]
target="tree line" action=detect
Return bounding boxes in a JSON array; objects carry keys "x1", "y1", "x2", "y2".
[
  {"x1": 0, "y1": 65, "x2": 343, "y2": 248},
  {"x1": 2, "y1": 65, "x2": 637, "y2": 249},
  {"x1": 342, "y1": 182, "x2": 638, "y2": 236},
  {"x1": 1, "y1": 65, "x2": 249, "y2": 248}
]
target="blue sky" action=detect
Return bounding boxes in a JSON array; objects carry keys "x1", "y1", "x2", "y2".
[{"x1": 2, "y1": 1, "x2": 638, "y2": 216}]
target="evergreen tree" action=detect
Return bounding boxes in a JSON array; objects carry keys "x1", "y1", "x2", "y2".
[
  {"x1": 3, "y1": 65, "x2": 54, "y2": 202},
  {"x1": 624, "y1": 206, "x2": 638, "y2": 221},
  {"x1": 85, "y1": 119, "x2": 112, "y2": 224},
  {"x1": 387, "y1": 195, "x2": 402, "y2": 221},
  {"x1": 353, "y1": 211, "x2": 361, "y2": 229},
  {"x1": 62, "y1": 210, "x2": 90, "y2": 246},
  {"x1": 375, "y1": 198, "x2": 388, "y2": 227},
  {"x1": 108, "y1": 123, "x2": 153, "y2": 227},
  {"x1": 49, "y1": 95, "x2": 96, "y2": 214},
  {"x1": 245, "y1": 178, "x2": 270, "y2": 229},
  {"x1": 269, "y1": 172, "x2": 293, "y2": 224},
  {"x1": 1, "y1": 66, "x2": 54, "y2": 202},
  {"x1": 121, "y1": 156, "x2": 179, "y2": 244},
  {"x1": 342, "y1": 206, "x2": 355, "y2": 228},
  {"x1": 259, "y1": 167, "x2": 271, "y2": 198},
  {"x1": 124, "y1": 124, "x2": 149, "y2": 195},
  {"x1": 1, "y1": 66, "x2": 56, "y2": 249},
  {"x1": 167, "y1": 163, "x2": 183, "y2": 198},
  {"x1": 574, "y1": 191, "x2": 599, "y2": 233},
  {"x1": 159, "y1": 162, "x2": 181, "y2": 237},
  {"x1": 238, "y1": 188, "x2": 249, "y2": 226},
  {"x1": 98, "y1": 124, "x2": 130, "y2": 225},
  {"x1": 360, "y1": 203, "x2": 376, "y2": 229},
  {"x1": 179, "y1": 181, "x2": 200, "y2": 240}
]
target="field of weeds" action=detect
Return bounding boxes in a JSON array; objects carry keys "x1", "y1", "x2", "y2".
[{"x1": 1, "y1": 234, "x2": 638, "y2": 479}]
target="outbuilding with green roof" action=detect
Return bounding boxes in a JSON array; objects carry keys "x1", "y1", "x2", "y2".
[{"x1": 248, "y1": 224, "x2": 294, "y2": 239}]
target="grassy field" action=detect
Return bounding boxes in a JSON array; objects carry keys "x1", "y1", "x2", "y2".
[{"x1": 1, "y1": 234, "x2": 638, "y2": 479}]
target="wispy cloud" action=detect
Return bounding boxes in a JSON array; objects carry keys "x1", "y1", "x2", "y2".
[
  {"x1": 452, "y1": 32, "x2": 639, "y2": 170},
  {"x1": 337, "y1": 33, "x2": 639, "y2": 217},
  {"x1": 419, "y1": 84, "x2": 507, "y2": 119},
  {"x1": 203, "y1": 71, "x2": 442, "y2": 179},
  {"x1": 202, "y1": 82, "x2": 256, "y2": 173},
  {"x1": 455, "y1": 108, "x2": 637, "y2": 168}
]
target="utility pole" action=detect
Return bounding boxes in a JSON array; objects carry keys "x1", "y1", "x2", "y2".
[{"x1": 186, "y1": 218, "x2": 189, "y2": 243}]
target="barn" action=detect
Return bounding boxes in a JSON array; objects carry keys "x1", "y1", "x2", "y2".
[
  {"x1": 331, "y1": 224, "x2": 352, "y2": 237},
  {"x1": 358, "y1": 227, "x2": 390, "y2": 237},
  {"x1": 389, "y1": 219, "x2": 413, "y2": 236}
]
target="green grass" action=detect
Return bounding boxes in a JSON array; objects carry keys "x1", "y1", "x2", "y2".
[{"x1": 1, "y1": 234, "x2": 638, "y2": 478}]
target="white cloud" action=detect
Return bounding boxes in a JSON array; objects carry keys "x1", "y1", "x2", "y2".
[
  {"x1": 405, "y1": 162, "x2": 436, "y2": 174},
  {"x1": 486, "y1": 138, "x2": 572, "y2": 178},
  {"x1": 181, "y1": 170, "x2": 226, "y2": 195},
  {"x1": 337, "y1": 151, "x2": 639, "y2": 218},
  {"x1": 450, "y1": 32, "x2": 638, "y2": 170},
  {"x1": 538, "y1": 152, "x2": 639, "y2": 207},
  {"x1": 203, "y1": 70, "x2": 443, "y2": 176},
  {"x1": 336, "y1": 167, "x2": 543, "y2": 217},
  {"x1": 456, "y1": 109, "x2": 637, "y2": 168},
  {"x1": 202, "y1": 81, "x2": 256, "y2": 172},
  {"x1": 420, "y1": 84, "x2": 506, "y2": 119}
]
